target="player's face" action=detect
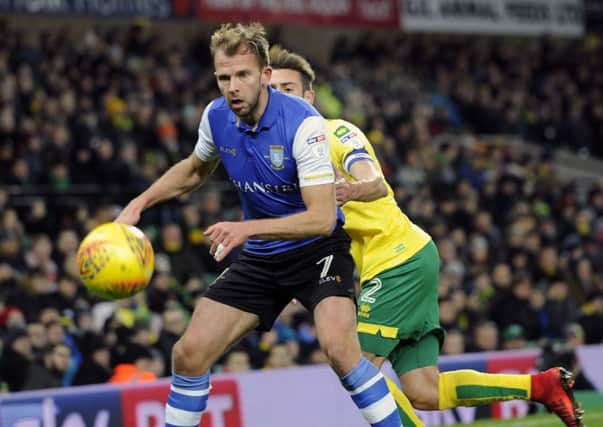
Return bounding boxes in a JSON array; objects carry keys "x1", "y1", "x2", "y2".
[
  {"x1": 270, "y1": 69, "x2": 315, "y2": 104},
  {"x1": 214, "y1": 47, "x2": 272, "y2": 120}
]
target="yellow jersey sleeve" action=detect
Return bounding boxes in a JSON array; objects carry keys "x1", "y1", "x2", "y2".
[
  {"x1": 325, "y1": 119, "x2": 431, "y2": 285},
  {"x1": 326, "y1": 119, "x2": 377, "y2": 178}
]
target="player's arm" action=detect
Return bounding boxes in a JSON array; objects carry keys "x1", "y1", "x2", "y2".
[
  {"x1": 335, "y1": 160, "x2": 388, "y2": 206},
  {"x1": 247, "y1": 182, "x2": 336, "y2": 239},
  {"x1": 116, "y1": 102, "x2": 220, "y2": 225},
  {"x1": 330, "y1": 123, "x2": 387, "y2": 206},
  {"x1": 116, "y1": 155, "x2": 220, "y2": 224},
  {"x1": 205, "y1": 183, "x2": 336, "y2": 261},
  {"x1": 204, "y1": 116, "x2": 337, "y2": 260}
]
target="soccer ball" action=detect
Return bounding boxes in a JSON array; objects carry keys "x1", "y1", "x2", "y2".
[{"x1": 76, "y1": 222, "x2": 154, "y2": 300}]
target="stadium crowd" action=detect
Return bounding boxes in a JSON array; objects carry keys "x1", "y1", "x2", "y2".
[{"x1": 0, "y1": 21, "x2": 602, "y2": 391}]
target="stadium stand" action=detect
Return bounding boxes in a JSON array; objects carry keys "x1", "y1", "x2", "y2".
[{"x1": 0, "y1": 20, "x2": 601, "y2": 392}]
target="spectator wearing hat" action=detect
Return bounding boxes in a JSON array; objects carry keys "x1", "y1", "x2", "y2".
[{"x1": 501, "y1": 324, "x2": 528, "y2": 351}]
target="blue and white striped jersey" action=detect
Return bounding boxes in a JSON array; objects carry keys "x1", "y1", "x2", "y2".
[{"x1": 194, "y1": 87, "x2": 342, "y2": 255}]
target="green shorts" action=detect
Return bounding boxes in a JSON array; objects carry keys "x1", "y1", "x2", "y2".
[{"x1": 357, "y1": 240, "x2": 445, "y2": 376}]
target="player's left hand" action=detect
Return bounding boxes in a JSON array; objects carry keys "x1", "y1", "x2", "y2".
[
  {"x1": 204, "y1": 221, "x2": 250, "y2": 262},
  {"x1": 334, "y1": 168, "x2": 354, "y2": 206}
]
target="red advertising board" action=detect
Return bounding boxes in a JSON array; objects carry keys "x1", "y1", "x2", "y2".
[
  {"x1": 195, "y1": 0, "x2": 399, "y2": 28},
  {"x1": 121, "y1": 379, "x2": 243, "y2": 427}
]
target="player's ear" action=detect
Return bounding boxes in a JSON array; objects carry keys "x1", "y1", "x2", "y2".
[
  {"x1": 262, "y1": 66, "x2": 272, "y2": 86},
  {"x1": 303, "y1": 89, "x2": 315, "y2": 105}
]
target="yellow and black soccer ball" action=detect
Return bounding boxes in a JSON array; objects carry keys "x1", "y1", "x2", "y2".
[{"x1": 76, "y1": 222, "x2": 154, "y2": 300}]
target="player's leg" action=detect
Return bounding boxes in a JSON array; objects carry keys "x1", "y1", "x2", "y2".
[
  {"x1": 166, "y1": 297, "x2": 258, "y2": 427},
  {"x1": 388, "y1": 240, "x2": 534, "y2": 410},
  {"x1": 314, "y1": 296, "x2": 402, "y2": 427},
  {"x1": 364, "y1": 353, "x2": 426, "y2": 427},
  {"x1": 387, "y1": 242, "x2": 584, "y2": 426},
  {"x1": 396, "y1": 345, "x2": 584, "y2": 427},
  {"x1": 166, "y1": 255, "x2": 279, "y2": 427},
  {"x1": 357, "y1": 240, "x2": 444, "y2": 426},
  {"x1": 292, "y1": 227, "x2": 402, "y2": 426}
]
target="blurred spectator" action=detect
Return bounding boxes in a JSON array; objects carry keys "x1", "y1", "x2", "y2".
[
  {"x1": 109, "y1": 343, "x2": 157, "y2": 384},
  {"x1": 501, "y1": 324, "x2": 528, "y2": 351},
  {"x1": 155, "y1": 307, "x2": 188, "y2": 376},
  {"x1": 73, "y1": 334, "x2": 111, "y2": 385},
  {"x1": 468, "y1": 321, "x2": 499, "y2": 353},
  {"x1": 222, "y1": 348, "x2": 252, "y2": 373},
  {"x1": 578, "y1": 291, "x2": 603, "y2": 344},
  {"x1": 0, "y1": 328, "x2": 33, "y2": 391},
  {"x1": 539, "y1": 325, "x2": 595, "y2": 392},
  {"x1": 263, "y1": 344, "x2": 296, "y2": 370},
  {"x1": 157, "y1": 223, "x2": 206, "y2": 284},
  {"x1": 563, "y1": 323, "x2": 586, "y2": 350},
  {"x1": 442, "y1": 329, "x2": 465, "y2": 355},
  {"x1": 27, "y1": 322, "x2": 47, "y2": 363},
  {"x1": 23, "y1": 342, "x2": 72, "y2": 390},
  {"x1": 545, "y1": 281, "x2": 579, "y2": 338}
]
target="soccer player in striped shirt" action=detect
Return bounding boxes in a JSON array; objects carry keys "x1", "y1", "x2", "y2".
[{"x1": 117, "y1": 23, "x2": 402, "y2": 427}]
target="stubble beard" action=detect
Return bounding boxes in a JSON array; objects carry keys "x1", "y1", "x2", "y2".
[{"x1": 236, "y1": 77, "x2": 263, "y2": 125}]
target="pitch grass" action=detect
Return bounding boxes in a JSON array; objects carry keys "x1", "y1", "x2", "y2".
[{"x1": 448, "y1": 408, "x2": 603, "y2": 426}]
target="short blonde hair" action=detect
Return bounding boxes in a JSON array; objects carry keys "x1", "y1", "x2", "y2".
[
  {"x1": 269, "y1": 45, "x2": 316, "y2": 91},
  {"x1": 210, "y1": 22, "x2": 270, "y2": 67}
]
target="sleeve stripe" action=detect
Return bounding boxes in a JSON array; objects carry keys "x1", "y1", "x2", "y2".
[
  {"x1": 303, "y1": 172, "x2": 335, "y2": 181},
  {"x1": 344, "y1": 153, "x2": 373, "y2": 173}
]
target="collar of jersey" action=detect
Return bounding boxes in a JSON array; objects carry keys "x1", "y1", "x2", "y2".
[{"x1": 231, "y1": 86, "x2": 279, "y2": 133}]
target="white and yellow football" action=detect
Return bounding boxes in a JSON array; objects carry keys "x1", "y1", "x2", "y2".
[{"x1": 76, "y1": 222, "x2": 154, "y2": 300}]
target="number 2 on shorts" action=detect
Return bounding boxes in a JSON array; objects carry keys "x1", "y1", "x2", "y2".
[
  {"x1": 316, "y1": 254, "x2": 334, "y2": 278},
  {"x1": 360, "y1": 278, "x2": 382, "y2": 303}
]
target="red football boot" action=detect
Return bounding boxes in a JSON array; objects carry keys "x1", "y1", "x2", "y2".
[{"x1": 531, "y1": 367, "x2": 585, "y2": 427}]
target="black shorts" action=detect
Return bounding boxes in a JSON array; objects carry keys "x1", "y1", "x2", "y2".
[{"x1": 204, "y1": 226, "x2": 356, "y2": 331}]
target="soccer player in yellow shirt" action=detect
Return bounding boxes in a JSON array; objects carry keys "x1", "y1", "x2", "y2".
[{"x1": 269, "y1": 45, "x2": 584, "y2": 427}]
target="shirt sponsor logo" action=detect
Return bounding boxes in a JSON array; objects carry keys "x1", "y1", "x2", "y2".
[
  {"x1": 269, "y1": 145, "x2": 285, "y2": 170},
  {"x1": 306, "y1": 134, "x2": 326, "y2": 145},
  {"x1": 334, "y1": 125, "x2": 350, "y2": 138},
  {"x1": 231, "y1": 178, "x2": 298, "y2": 193}
]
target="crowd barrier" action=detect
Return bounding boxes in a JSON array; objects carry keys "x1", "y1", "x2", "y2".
[{"x1": 1, "y1": 345, "x2": 601, "y2": 427}]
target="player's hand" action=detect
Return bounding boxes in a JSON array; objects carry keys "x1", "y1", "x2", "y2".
[
  {"x1": 114, "y1": 199, "x2": 144, "y2": 225},
  {"x1": 334, "y1": 168, "x2": 354, "y2": 206},
  {"x1": 204, "y1": 221, "x2": 250, "y2": 262}
]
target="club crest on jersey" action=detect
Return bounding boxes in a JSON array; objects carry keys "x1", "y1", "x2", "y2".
[{"x1": 269, "y1": 145, "x2": 285, "y2": 170}]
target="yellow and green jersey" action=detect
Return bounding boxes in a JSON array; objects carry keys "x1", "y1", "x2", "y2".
[{"x1": 326, "y1": 119, "x2": 431, "y2": 285}]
